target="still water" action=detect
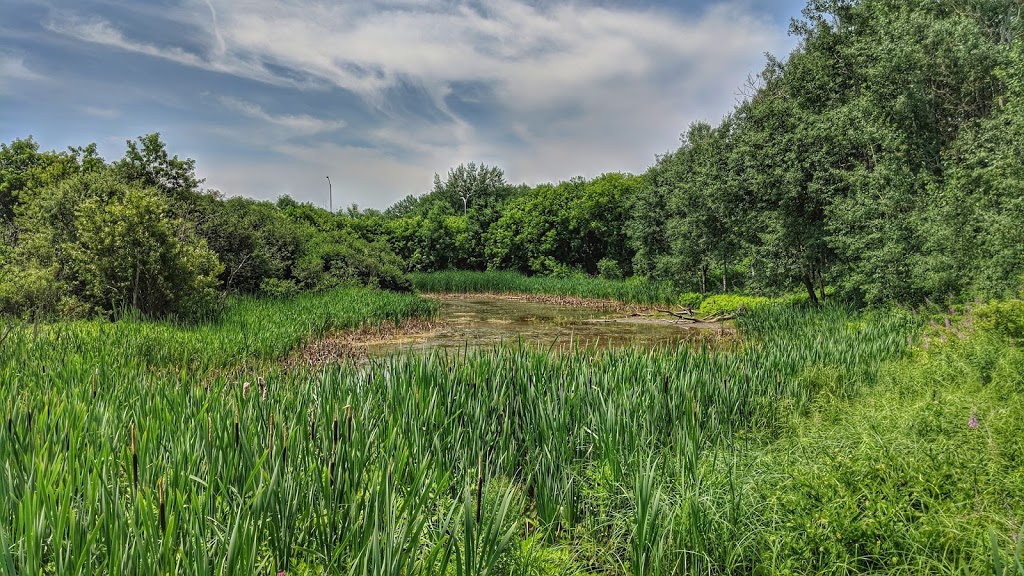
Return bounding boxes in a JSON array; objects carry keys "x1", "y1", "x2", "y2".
[{"x1": 365, "y1": 295, "x2": 720, "y2": 355}]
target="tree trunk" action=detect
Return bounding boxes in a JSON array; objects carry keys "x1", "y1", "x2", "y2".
[
  {"x1": 700, "y1": 265, "x2": 707, "y2": 294},
  {"x1": 803, "y1": 272, "x2": 819, "y2": 306},
  {"x1": 817, "y1": 269, "x2": 826, "y2": 304},
  {"x1": 721, "y1": 252, "x2": 727, "y2": 292}
]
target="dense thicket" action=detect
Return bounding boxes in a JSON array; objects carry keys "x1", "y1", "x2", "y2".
[
  {"x1": 0, "y1": 135, "x2": 409, "y2": 320},
  {"x1": 373, "y1": 0, "x2": 1023, "y2": 306},
  {"x1": 2, "y1": 0, "x2": 1021, "y2": 319}
]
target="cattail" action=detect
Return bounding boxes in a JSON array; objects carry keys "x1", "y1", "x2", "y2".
[
  {"x1": 91, "y1": 369, "x2": 98, "y2": 399},
  {"x1": 476, "y1": 452, "x2": 484, "y2": 524},
  {"x1": 158, "y1": 477, "x2": 166, "y2": 533},
  {"x1": 234, "y1": 406, "x2": 240, "y2": 448},
  {"x1": 131, "y1": 423, "x2": 138, "y2": 490},
  {"x1": 259, "y1": 377, "x2": 267, "y2": 401},
  {"x1": 242, "y1": 381, "x2": 251, "y2": 398},
  {"x1": 268, "y1": 413, "x2": 275, "y2": 456}
]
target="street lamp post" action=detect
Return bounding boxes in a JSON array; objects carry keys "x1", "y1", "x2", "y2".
[{"x1": 326, "y1": 176, "x2": 332, "y2": 213}]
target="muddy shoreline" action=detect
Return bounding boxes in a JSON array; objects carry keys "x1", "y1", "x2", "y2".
[{"x1": 288, "y1": 293, "x2": 734, "y2": 368}]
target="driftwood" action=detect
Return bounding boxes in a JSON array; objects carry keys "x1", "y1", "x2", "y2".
[
  {"x1": 657, "y1": 308, "x2": 710, "y2": 323},
  {"x1": 656, "y1": 308, "x2": 688, "y2": 319}
]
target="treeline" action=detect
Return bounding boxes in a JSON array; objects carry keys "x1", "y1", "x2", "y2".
[
  {"x1": 0, "y1": 135, "x2": 408, "y2": 319},
  {"x1": 373, "y1": 0, "x2": 1024, "y2": 307},
  {"x1": 3, "y1": 0, "x2": 1022, "y2": 319}
]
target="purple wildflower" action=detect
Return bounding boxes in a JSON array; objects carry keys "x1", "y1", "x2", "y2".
[{"x1": 968, "y1": 411, "x2": 979, "y2": 429}]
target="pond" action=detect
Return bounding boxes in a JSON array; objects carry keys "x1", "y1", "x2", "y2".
[{"x1": 364, "y1": 294, "x2": 725, "y2": 356}]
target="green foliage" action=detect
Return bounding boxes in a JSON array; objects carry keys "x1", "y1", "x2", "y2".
[
  {"x1": 0, "y1": 134, "x2": 415, "y2": 319},
  {"x1": 974, "y1": 299, "x2": 1024, "y2": 341},
  {"x1": 485, "y1": 174, "x2": 639, "y2": 276},
  {"x1": 411, "y1": 270, "x2": 679, "y2": 305},
  {"x1": 1, "y1": 170, "x2": 222, "y2": 319},
  {"x1": 741, "y1": 315, "x2": 1024, "y2": 574},
  {"x1": 259, "y1": 277, "x2": 300, "y2": 299},
  {"x1": 69, "y1": 177, "x2": 222, "y2": 318},
  {"x1": 0, "y1": 301, "x2": 921, "y2": 574},
  {"x1": 697, "y1": 294, "x2": 773, "y2": 317},
  {"x1": 597, "y1": 257, "x2": 624, "y2": 280},
  {"x1": 676, "y1": 292, "x2": 704, "y2": 310},
  {"x1": 697, "y1": 293, "x2": 810, "y2": 317}
]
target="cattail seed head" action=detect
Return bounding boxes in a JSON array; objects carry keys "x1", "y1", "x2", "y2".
[
  {"x1": 268, "y1": 413, "x2": 275, "y2": 456},
  {"x1": 158, "y1": 477, "x2": 166, "y2": 533},
  {"x1": 131, "y1": 423, "x2": 138, "y2": 489}
]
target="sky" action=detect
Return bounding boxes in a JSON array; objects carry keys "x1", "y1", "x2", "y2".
[{"x1": 0, "y1": 0, "x2": 805, "y2": 210}]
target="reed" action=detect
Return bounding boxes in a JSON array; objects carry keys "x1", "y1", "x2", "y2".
[{"x1": 1, "y1": 290, "x2": 1020, "y2": 574}]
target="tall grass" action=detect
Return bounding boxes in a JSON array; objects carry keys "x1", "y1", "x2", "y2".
[
  {"x1": 0, "y1": 287, "x2": 436, "y2": 375},
  {"x1": 411, "y1": 270, "x2": 680, "y2": 306},
  {"x1": 0, "y1": 303, "x2": 937, "y2": 574}
]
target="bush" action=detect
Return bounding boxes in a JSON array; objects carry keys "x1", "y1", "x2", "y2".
[
  {"x1": 259, "y1": 278, "x2": 300, "y2": 299},
  {"x1": 597, "y1": 257, "x2": 624, "y2": 280},
  {"x1": 974, "y1": 299, "x2": 1024, "y2": 341},
  {"x1": 677, "y1": 292, "x2": 704, "y2": 310},
  {"x1": 2, "y1": 172, "x2": 223, "y2": 320},
  {"x1": 698, "y1": 294, "x2": 773, "y2": 316}
]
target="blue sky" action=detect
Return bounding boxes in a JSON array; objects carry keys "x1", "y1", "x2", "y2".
[{"x1": 0, "y1": 0, "x2": 804, "y2": 210}]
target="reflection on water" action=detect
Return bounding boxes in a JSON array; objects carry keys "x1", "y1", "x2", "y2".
[{"x1": 365, "y1": 295, "x2": 718, "y2": 356}]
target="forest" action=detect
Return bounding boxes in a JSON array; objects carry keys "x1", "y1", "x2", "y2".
[{"x1": 3, "y1": 0, "x2": 1022, "y2": 319}]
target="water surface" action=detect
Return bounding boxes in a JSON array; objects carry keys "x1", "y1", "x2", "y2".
[{"x1": 365, "y1": 295, "x2": 720, "y2": 355}]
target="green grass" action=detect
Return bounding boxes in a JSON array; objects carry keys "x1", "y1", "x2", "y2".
[
  {"x1": 4, "y1": 300, "x2": 973, "y2": 575},
  {"x1": 411, "y1": 270, "x2": 680, "y2": 306},
  {"x1": 739, "y1": 318, "x2": 1024, "y2": 574},
  {"x1": 0, "y1": 286, "x2": 437, "y2": 375}
]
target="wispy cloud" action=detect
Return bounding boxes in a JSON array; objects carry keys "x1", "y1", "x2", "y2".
[
  {"x1": 219, "y1": 96, "x2": 346, "y2": 136},
  {"x1": 0, "y1": 54, "x2": 44, "y2": 93},
  {"x1": 30, "y1": 0, "x2": 796, "y2": 207},
  {"x1": 82, "y1": 105, "x2": 120, "y2": 119},
  {"x1": 44, "y1": 14, "x2": 321, "y2": 90}
]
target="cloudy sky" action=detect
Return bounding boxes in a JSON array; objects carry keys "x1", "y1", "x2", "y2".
[{"x1": 0, "y1": 0, "x2": 803, "y2": 210}]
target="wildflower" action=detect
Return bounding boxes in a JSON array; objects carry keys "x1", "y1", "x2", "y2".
[{"x1": 968, "y1": 411, "x2": 979, "y2": 429}]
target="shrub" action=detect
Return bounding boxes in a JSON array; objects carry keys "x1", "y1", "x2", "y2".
[
  {"x1": 597, "y1": 257, "x2": 624, "y2": 280},
  {"x1": 698, "y1": 294, "x2": 772, "y2": 316},
  {"x1": 974, "y1": 299, "x2": 1024, "y2": 341},
  {"x1": 677, "y1": 292, "x2": 704, "y2": 310},
  {"x1": 259, "y1": 277, "x2": 300, "y2": 299}
]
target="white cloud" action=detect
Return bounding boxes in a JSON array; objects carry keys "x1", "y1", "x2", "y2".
[
  {"x1": 0, "y1": 54, "x2": 44, "y2": 93},
  {"x1": 44, "y1": 0, "x2": 797, "y2": 208},
  {"x1": 219, "y1": 96, "x2": 346, "y2": 135},
  {"x1": 82, "y1": 105, "x2": 120, "y2": 118}
]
